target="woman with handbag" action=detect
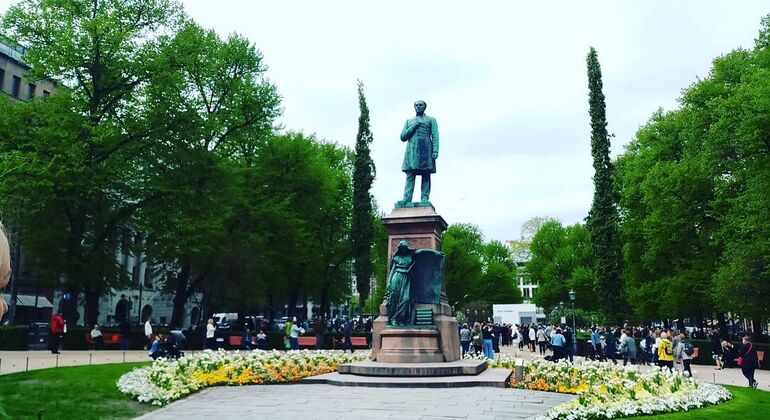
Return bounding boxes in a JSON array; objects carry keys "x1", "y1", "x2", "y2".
[{"x1": 737, "y1": 335, "x2": 759, "y2": 388}]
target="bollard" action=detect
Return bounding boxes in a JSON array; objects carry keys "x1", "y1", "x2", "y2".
[
  {"x1": 26, "y1": 357, "x2": 29, "y2": 371},
  {"x1": 55, "y1": 354, "x2": 59, "y2": 368},
  {"x1": 713, "y1": 373, "x2": 716, "y2": 384},
  {"x1": 123, "y1": 351, "x2": 126, "y2": 363},
  {"x1": 89, "y1": 353, "x2": 92, "y2": 365},
  {"x1": 1, "y1": 357, "x2": 3, "y2": 374}
]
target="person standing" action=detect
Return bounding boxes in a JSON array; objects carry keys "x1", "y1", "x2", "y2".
[
  {"x1": 206, "y1": 318, "x2": 216, "y2": 349},
  {"x1": 591, "y1": 328, "x2": 604, "y2": 361},
  {"x1": 459, "y1": 323, "x2": 471, "y2": 358},
  {"x1": 709, "y1": 328, "x2": 724, "y2": 370},
  {"x1": 144, "y1": 318, "x2": 153, "y2": 350},
  {"x1": 289, "y1": 321, "x2": 302, "y2": 350},
  {"x1": 737, "y1": 335, "x2": 759, "y2": 388},
  {"x1": 49, "y1": 312, "x2": 65, "y2": 354},
  {"x1": 563, "y1": 327, "x2": 574, "y2": 363},
  {"x1": 676, "y1": 333, "x2": 694, "y2": 377},
  {"x1": 313, "y1": 315, "x2": 326, "y2": 350},
  {"x1": 550, "y1": 328, "x2": 566, "y2": 362},
  {"x1": 605, "y1": 328, "x2": 618, "y2": 365},
  {"x1": 0, "y1": 223, "x2": 10, "y2": 321},
  {"x1": 471, "y1": 322, "x2": 483, "y2": 355},
  {"x1": 482, "y1": 323, "x2": 495, "y2": 359},
  {"x1": 657, "y1": 332, "x2": 675, "y2": 371},
  {"x1": 342, "y1": 318, "x2": 354, "y2": 353},
  {"x1": 537, "y1": 326, "x2": 548, "y2": 355},
  {"x1": 528, "y1": 325, "x2": 536, "y2": 352},
  {"x1": 119, "y1": 318, "x2": 131, "y2": 350}
]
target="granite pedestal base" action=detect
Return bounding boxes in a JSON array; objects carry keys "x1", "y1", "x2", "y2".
[
  {"x1": 338, "y1": 359, "x2": 487, "y2": 376},
  {"x1": 375, "y1": 327, "x2": 444, "y2": 363}
]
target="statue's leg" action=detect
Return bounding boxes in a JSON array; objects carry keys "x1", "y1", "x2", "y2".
[
  {"x1": 420, "y1": 174, "x2": 431, "y2": 202},
  {"x1": 402, "y1": 172, "x2": 416, "y2": 202}
]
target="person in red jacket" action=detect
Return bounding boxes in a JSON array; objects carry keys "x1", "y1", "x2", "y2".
[{"x1": 50, "y1": 312, "x2": 65, "y2": 354}]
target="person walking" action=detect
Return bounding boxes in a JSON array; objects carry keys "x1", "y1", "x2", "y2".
[
  {"x1": 206, "y1": 318, "x2": 216, "y2": 349},
  {"x1": 528, "y1": 325, "x2": 536, "y2": 352},
  {"x1": 144, "y1": 318, "x2": 153, "y2": 350},
  {"x1": 49, "y1": 312, "x2": 65, "y2": 354},
  {"x1": 459, "y1": 323, "x2": 471, "y2": 358},
  {"x1": 537, "y1": 326, "x2": 548, "y2": 355},
  {"x1": 620, "y1": 330, "x2": 637, "y2": 366},
  {"x1": 737, "y1": 335, "x2": 759, "y2": 388}
]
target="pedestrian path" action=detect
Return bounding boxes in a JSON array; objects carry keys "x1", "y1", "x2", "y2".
[
  {"x1": 137, "y1": 384, "x2": 575, "y2": 420},
  {"x1": 0, "y1": 350, "x2": 157, "y2": 375}
]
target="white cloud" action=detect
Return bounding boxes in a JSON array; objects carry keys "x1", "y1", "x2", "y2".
[{"x1": 3, "y1": 0, "x2": 767, "y2": 240}]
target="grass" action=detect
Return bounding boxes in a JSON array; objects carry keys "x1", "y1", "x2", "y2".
[
  {"x1": 0, "y1": 364, "x2": 767, "y2": 419},
  {"x1": 646, "y1": 385, "x2": 770, "y2": 419},
  {"x1": 0, "y1": 362, "x2": 155, "y2": 420}
]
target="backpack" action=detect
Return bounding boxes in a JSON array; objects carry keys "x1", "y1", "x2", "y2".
[
  {"x1": 683, "y1": 341, "x2": 694, "y2": 356},
  {"x1": 664, "y1": 340, "x2": 673, "y2": 356}
]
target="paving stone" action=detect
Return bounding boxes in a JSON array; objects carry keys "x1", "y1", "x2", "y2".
[{"x1": 137, "y1": 384, "x2": 574, "y2": 420}]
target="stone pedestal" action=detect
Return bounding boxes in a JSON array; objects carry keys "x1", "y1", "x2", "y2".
[{"x1": 371, "y1": 205, "x2": 460, "y2": 363}]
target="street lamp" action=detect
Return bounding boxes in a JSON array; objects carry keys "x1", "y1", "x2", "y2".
[{"x1": 569, "y1": 289, "x2": 577, "y2": 357}]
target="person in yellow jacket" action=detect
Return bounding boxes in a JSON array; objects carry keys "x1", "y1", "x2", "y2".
[{"x1": 657, "y1": 332, "x2": 675, "y2": 371}]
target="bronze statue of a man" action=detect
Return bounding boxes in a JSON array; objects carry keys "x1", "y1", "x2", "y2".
[{"x1": 396, "y1": 100, "x2": 439, "y2": 208}]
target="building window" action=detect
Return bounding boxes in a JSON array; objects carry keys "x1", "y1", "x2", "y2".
[
  {"x1": 27, "y1": 83, "x2": 36, "y2": 99},
  {"x1": 0, "y1": 69, "x2": 5, "y2": 92},
  {"x1": 11, "y1": 75, "x2": 21, "y2": 97}
]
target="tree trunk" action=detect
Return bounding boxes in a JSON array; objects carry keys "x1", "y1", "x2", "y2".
[
  {"x1": 170, "y1": 261, "x2": 191, "y2": 329},
  {"x1": 84, "y1": 289, "x2": 101, "y2": 327},
  {"x1": 61, "y1": 288, "x2": 80, "y2": 326},
  {"x1": 287, "y1": 288, "x2": 299, "y2": 320},
  {"x1": 751, "y1": 317, "x2": 764, "y2": 341}
]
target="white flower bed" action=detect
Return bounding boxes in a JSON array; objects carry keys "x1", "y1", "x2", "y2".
[{"x1": 117, "y1": 349, "x2": 370, "y2": 406}]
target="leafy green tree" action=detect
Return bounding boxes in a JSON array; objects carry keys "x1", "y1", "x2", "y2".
[
  {"x1": 136, "y1": 21, "x2": 281, "y2": 327},
  {"x1": 479, "y1": 240, "x2": 521, "y2": 304},
  {"x1": 442, "y1": 224, "x2": 483, "y2": 306},
  {"x1": 529, "y1": 220, "x2": 597, "y2": 314},
  {"x1": 0, "y1": 0, "x2": 185, "y2": 325},
  {"x1": 351, "y1": 81, "x2": 376, "y2": 320},
  {"x1": 585, "y1": 47, "x2": 623, "y2": 322}
]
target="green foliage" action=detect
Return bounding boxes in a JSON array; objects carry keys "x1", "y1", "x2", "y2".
[
  {"x1": 616, "y1": 15, "x2": 770, "y2": 322},
  {"x1": 529, "y1": 220, "x2": 596, "y2": 313},
  {"x1": 442, "y1": 224, "x2": 520, "y2": 308},
  {"x1": 351, "y1": 81, "x2": 376, "y2": 318},
  {"x1": 0, "y1": 363, "x2": 154, "y2": 419},
  {"x1": 586, "y1": 47, "x2": 624, "y2": 322}
]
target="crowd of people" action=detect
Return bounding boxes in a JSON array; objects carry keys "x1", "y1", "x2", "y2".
[{"x1": 460, "y1": 321, "x2": 762, "y2": 389}]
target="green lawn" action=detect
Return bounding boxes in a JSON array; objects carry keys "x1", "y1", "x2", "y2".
[
  {"x1": 0, "y1": 362, "x2": 155, "y2": 420},
  {"x1": 0, "y1": 364, "x2": 768, "y2": 419},
  {"x1": 645, "y1": 385, "x2": 769, "y2": 419}
]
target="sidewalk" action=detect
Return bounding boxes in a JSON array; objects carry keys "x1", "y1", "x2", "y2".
[
  {"x1": 0, "y1": 350, "x2": 202, "y2": 375},
  {"x1": 498, "y1": 344, "x2": 770, "y2": 391}
]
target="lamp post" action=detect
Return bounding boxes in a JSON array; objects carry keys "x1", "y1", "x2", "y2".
[{"x1": 569, "y1": 289, "x2": 577, "y2": 357}]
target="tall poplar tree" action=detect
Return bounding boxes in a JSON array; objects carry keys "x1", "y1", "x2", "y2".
[
  {"x1": 585, "y1": 48, "x2": 623, "y2": 322},
  {"x1": 351, "y1": 80, "x2": 375, "y2": 318}
]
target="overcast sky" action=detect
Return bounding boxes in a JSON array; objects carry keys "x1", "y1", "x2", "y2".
[{"x1": 3, "y1": 1, "x2": 769, "y2": 242}]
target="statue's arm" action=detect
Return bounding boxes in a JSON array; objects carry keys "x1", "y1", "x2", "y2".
[
  {"x1": 400, "y1": 119, "x2": 417, "y2": 142},
  {"x1": 431, "y1": 117, "x2": 439, "y2": 158}
]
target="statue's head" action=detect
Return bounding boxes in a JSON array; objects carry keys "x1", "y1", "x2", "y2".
[
  {"x1": 413, "y1": 100, "x2": 426, "y2": 114},
  {"x1": 397, "y1": 240, "x2": 410, "y2": 250}
]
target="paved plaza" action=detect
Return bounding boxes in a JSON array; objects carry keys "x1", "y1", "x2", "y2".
[{"x1": 136, "y1": 384, "x2": 575, "y2": 420}]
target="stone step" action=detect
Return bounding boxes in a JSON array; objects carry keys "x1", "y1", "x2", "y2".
[{"x1": 303, "y1": 367, "x2": 512, "y2": 388}]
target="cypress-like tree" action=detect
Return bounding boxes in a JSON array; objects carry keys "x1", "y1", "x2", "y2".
[
  {"x1": 351, "y1": 80, "x2": 376, "y2": 318},
  {"x1": 585, "y1": 48, "x2": 623, "y2": 322}
]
